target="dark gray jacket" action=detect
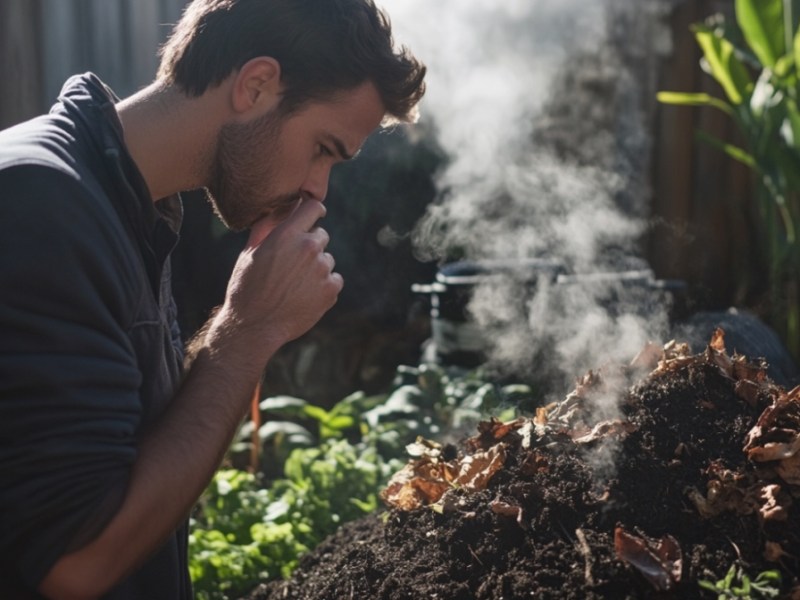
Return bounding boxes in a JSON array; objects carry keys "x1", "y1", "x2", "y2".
[{"x1": 0, "y1": 73, "x2": 191, "y2": 599}]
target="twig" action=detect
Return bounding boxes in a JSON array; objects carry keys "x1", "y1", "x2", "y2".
[
  {"x1": 467, "y1": 544, "x2": 484, "y2": 567},
  {"x1": 249, "y1": 379, "x2": 262, "y2": 473},
  {"x1": 575, "y1": 528, "x2": 595, "y2": 587}
]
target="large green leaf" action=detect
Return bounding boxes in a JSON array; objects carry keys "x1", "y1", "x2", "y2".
[
  {"x1": 736, "y1": 0, "x2": 786, "y2": 68},
  {"x1": 656, "y1": 91, "x2": 735, "y2": 115},
  {"x1": 693, "y1": 24, "x2": 754, "y2": 104}
]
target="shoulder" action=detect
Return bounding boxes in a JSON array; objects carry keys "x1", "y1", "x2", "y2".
[
  {"x1": 0, "y1": 163, "x2": 144, "y2": 327},
  {"x1": 0, "y1": 113, "x2": 83, "y2": 179}
]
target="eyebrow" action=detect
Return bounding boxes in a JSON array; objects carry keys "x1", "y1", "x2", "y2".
[{"x1": 325, "y1": 134, "x2": 360, "y2": 161}]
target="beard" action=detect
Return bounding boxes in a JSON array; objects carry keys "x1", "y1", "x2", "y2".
[{"x1": 206, "y1": 108, "x2": 299, "y2": 232}]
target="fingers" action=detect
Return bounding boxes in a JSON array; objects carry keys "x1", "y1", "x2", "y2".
[
  {"x1": 322, "y1": 251, "x2": 335, "y2": 272},
  {"x1": 283, "y1": 198, "x2": 326, "y2": 233},
  {"x1": 247, "y1": 199, "x2": 326, "y2": 248}
]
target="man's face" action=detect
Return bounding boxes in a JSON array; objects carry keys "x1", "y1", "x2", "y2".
[{"x1": 206, "y1": 81, "x2": 386, "y2": 232}]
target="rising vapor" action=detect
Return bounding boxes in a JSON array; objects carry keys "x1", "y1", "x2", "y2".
[{"x1": 381, "y1": 0, "x2": 676, "y2": 393}]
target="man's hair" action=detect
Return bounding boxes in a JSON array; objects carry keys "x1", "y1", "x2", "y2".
[{"x1": 158, "y1": 0, "x2": 426, "y2": 123}]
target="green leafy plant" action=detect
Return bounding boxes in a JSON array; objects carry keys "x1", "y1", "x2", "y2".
[
  {"x1": 658, "y1": 0, "x2": 800, "y2": 358},
  {"x1": 190, "y1": 442, "x2": 397, "y2": 600},
  {"x1": 699, "y1": 563, "x2": 782, "y2": 599}
]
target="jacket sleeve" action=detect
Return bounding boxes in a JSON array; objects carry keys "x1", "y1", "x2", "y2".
[{"x1": 0, "y1": 165, "x2": 144, "y2": 589}]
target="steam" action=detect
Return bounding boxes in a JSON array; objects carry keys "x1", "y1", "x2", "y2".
[{"x1": 381, "y1": 1, "x2": 675, "y2": 393}]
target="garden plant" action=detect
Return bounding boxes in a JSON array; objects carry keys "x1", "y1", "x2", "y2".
[{"x1": 658, "y1": 0, "x2": 800, "y2": 359}]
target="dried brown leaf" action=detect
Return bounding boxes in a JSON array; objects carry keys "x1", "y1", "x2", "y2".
[
  {"x1": 630, "y1": 341, "x2": 662, "y2": 371},
  {"x1": 490, "y1": 499, "x2": 526, "y2": 528},
  {"x1": 454, "y1": 444, "x2": 506, "y2": 492},
  {"x1": 705, "y1": 340, "x2": 733, "y2": 378},
  {"x1": 732, "y1": 354, "x2": 768, "y2": 382},
  {"x1": 519, "y1": 451, "x2": 549, "y2": 477},
  {"x1": 685, "y1": 466, "x2": 758, "y2": 518},
  {"x1": 534, "y1": 406, "x2": 550, "y2": 427},
  {"x1": 764, "y1": 541, "x2": 787, "y2": 562},
  {"x1": 734, "y1": 379, "x2": 762, "y2": 409},
  {"x1": 775, "y1": 452, "x2": 800, "y2": 486},
  {"x1": 744, "y1": 390, "x2": 800, "y2": 463},
  {"x1": 572, "y1": 420, "x2": 637, "y2": 444},
  {"x1": 759, "y1": 484, "x2": 791, "y2": 521},
  {"x1": 614, "y1": 527, "x2": 682, "y2": 591},
  {"x1": 380, "y1": 459, "x2": 458, "y2": 510},
  {"x1": 405, "y1": 436, "x2": 443, "y2": 458}
]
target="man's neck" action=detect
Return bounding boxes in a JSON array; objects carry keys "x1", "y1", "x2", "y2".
[{"x1": 116, "y1": 80, "x2": 222, "y2": 202}]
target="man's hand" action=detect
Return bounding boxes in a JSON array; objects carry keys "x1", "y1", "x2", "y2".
[{"x1": 208, "y1": 198, "x2": 343, "y2": 365}]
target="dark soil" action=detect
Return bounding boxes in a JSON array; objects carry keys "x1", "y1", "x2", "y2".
[{"x1": 245, "y1": 339, "x2": 800, "y2": 599}]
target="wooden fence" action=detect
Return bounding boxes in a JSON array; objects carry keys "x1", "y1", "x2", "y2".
[
  {"x1": 650, "y1": 0, "x2": 760, "y2": 311},
  {"x1": 0, "y1": 0, "x2": 185, "y2": 129}
]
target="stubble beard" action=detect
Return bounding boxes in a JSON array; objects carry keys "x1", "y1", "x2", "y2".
[{"x1": 206, "y1": 108, "x2": 299, "y2": 232}]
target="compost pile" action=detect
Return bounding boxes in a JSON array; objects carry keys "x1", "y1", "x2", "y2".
[{"x1": 246, "y1": 331, "x2": 800, "y2": 599}]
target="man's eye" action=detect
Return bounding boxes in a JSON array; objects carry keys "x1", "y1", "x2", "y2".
[{"x1": 319, "y1": 145, "x2": 333, "y2": 157}]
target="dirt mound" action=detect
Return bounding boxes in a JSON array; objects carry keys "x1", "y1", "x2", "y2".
[{"x1": 245, "y1": 332, "x2": 800, "y2": 599}]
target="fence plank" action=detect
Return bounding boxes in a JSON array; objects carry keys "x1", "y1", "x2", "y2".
[
  {"x1": 86, "y1": 0, "x2": 129, "y2": 94},
  {"x1": 128, "y1": 0, "x2": 162, "y2": 88},
  {"x1": 0, "y1": 0, "x2": 42, "y2": 128},
  {"x1": 39, "y1": 0, "x2": 86, "y2": 106}
]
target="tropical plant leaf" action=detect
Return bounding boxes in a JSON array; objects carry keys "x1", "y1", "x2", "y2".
[
  {"x1": 657, "y1": 91, "x2": 734, "y2": 115},
  {"x1": 736, "y1": 0, "x2": 786, "y2": 68},
  {"x1": 794, "y1": 24, "x2": 800, "y2": 77},
  {"x1": 695, "y1": 130, "x2": 758, "y2": 168},
  {"x1": 693, "y1": 24, "x2": 754, "y2": 104}
]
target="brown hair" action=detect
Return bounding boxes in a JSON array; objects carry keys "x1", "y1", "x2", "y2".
[{"x1": 158, "y1": 0, "x2": 426, "y2": 123}]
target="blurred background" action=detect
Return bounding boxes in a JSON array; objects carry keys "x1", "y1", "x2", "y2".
[{"x1": 1, "y1": 0, "x2": 791, "y2": 405}]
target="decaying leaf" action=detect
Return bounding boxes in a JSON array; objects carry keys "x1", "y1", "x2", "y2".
[
  {"x1": 775, "y1": 452, "x2": 800, "y2": 486},
  {"x1": 759, "y1": 484, "x2": 791, "y2": 522},
  {"x1": 490, "y1": 499, "x2": 525, "y2": 528},
  {"x1": 381, "y1": 441, "x2": 507, "y2": 510},
  {"x1": 406, "y1": 436, "x2": 443, "y2": 458},
  {"x1": 520, "y1": 451, "x2": 549, "y2": 476},
  {"x1": 735, "y1": 379, "x2": 762, "y2": 408},
  {"x1": 705, "y1": 329, "x2": 733, "y2": 377},
  {"x1": 469, "y1": 418, "x2": 527, "y2": 451},
  {"x1": 380, "y1": 459, "x2": 457, "y2": 510},
  {"x1": 732, "y1": 354, "x2": 768, "y2": 383},
  {"x1": 651, "y1": 339, "x2": 695, "y2": 377},
  {"x1": 744, "y1": 388, "x2": 800, "y2": 483},
  {"x1": 685, "y1": 465, "x2": 758, "y2": 519},
  {"x1": 764, "y1": 541, "x2": 788, "y2": 562},
  {"x1": 630, "y1": 341, "x2": 663, "y2": 371},
  {"x1": 709, "y1": 328, "x2": 726, "y2": 354},
  {"x1": 572, "y1": 420, "x2": 637, "y2": 445},
  {"x1": 454, "y1": 445, "x2": 506, "y2": 491},
  {"x1": 614, "y1": 527, "x2": 682, "y2": 591},
  {"x1": 534, "y1": 403, "x2": 557, "y2": 428}
]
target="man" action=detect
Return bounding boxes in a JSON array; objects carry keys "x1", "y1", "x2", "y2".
[{"x1": 0, "y1": 0, "x2": 425, "y2": 597}]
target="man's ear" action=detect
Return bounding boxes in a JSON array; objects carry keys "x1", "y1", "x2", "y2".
[{"x1": 231, "y1": 57, "x2": 283, "y2": 116}]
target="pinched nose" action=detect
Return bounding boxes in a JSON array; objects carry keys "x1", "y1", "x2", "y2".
[{"x1": 300, "y1": 167, "x2": 330, "y2": 203}]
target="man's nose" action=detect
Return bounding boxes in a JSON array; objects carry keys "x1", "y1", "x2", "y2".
[{"x1": 300, "y1": 166, "x2": 330, "y2": 203}]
